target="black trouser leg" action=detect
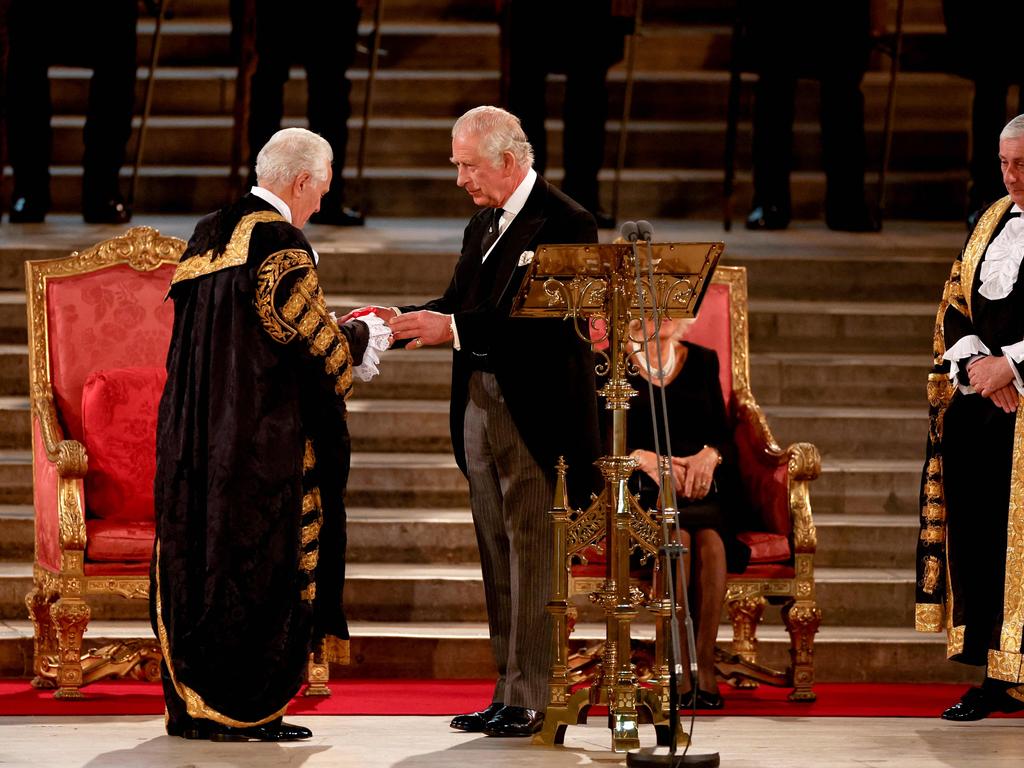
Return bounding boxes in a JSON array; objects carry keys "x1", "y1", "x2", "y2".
[
  {"x1": 6, "y1": 0, "x2": 53, "y2": 203},
  {"x1": 750, "y1": 71, "x2": 796, "y2": 214},
  {"x1": 820, "y1": 69, "x2": 868, "y2": 215},
  {"x1": 560, "y1": 63, "x2": 609, "y2": 214},
  {"x1": 81, "y1": 0, "x2": 138, "y2": 203},
  {"x1": 969, "y1": 78, "x2": 1012, "y2": 213}
]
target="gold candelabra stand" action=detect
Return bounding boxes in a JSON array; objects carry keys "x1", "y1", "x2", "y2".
[{"x1": 511, "y1": 240, "x2": 722, "y2": 752}]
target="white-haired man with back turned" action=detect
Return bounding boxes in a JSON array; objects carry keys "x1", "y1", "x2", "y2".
[
  {"x1": 152, "y1": 127, "x2": 389, "y2": 741},
  {"x1": 918, "y1": 114, "x2": 1024, "y2": 721}
]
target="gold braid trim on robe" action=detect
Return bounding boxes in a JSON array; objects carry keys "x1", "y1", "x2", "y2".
[
  {"x1": 153, "y1": 542, "x2": 288, "y2": 727},
  {"x1": 254, "y1": 249, "x2": 355, "y2": 400},
  {"x1": 170, "y1": 211, "x2": 285, "y2": 285},
  {"x1": 916, "y1": 196, "x2": 1011, "y2": 633}
]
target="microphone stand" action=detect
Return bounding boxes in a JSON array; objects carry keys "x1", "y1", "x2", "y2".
[{"x1": 623, "y1": 221, "x2": 720, "y2": 768}]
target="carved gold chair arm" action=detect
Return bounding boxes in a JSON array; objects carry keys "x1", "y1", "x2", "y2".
[{"x1": 32, "y1": 387, "x2": 88, "y2": 478}]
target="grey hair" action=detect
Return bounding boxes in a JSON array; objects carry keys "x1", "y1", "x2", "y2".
[
  {"x1": 1001, "y1": 114, "x2": 1024, "y2": 141},
  {"x1": 452, "y1": 106, "x2": 534, "y2": 169},
  {"x1": 255, "y1": 128, "x2": 333, "y2": 186}
]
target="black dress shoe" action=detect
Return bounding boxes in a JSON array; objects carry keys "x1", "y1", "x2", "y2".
[
  {"x1": 9, "y1": 195, "x2": 48, "y2": 223},
  {"x1": 825, "y1": 204, "x2": 880, "y2": 233},
  {"x1": 483, "y1": 705, "x2": 544, "y2": 737},
  {"x1": 83, "y1": 196, "x2": 132, "y2": 224},
  {"x1": 208, "y1": 721, "x2": 313, "y2": 741},
  {"x1": 745, "y1": 205, "x2": 790, "y2": 231},
  {"x1": 593, "y1": 209, "x2": 616, "y2": 229},
  {"x1": 941, "y1": 686, "x2": 1024, "y2": 721},
  {"x1": 683, "y1": 688, "x2": 724, "y2": 710},
  {"x1": 310, "y1": 206, "x2": 365, "y2": 226},
  {"x1": 450, "y1": 701, "x2": 504, "y2": 732}
]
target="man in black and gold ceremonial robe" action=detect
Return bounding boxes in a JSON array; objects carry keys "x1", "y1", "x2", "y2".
[
  {"x1": 918, "y1": 114, "x2": 1024, "y2": 721},
  {"x1": 348, "y1": 106, "x2": 602, "y2": 738},
  {"x1": 151, "y1": 128, "x2": 389, "y2": 741}
]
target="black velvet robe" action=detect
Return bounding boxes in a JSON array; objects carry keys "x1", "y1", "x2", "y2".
[
  {"x1": 151, "y1": 194, "x2": 369, "y2": 729},
  {"x1": 918, "y1": 196, "x2": 1024, "y2": 683}
]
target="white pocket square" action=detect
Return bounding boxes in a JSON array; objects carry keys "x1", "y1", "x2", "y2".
[{"x1": 518, "y1": 250, "x2": 535, "y2": 267}]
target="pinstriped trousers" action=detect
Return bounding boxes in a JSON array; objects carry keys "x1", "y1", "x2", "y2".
[{"x1": 463, "y1": 371, "x2": 554, "y2": 712}]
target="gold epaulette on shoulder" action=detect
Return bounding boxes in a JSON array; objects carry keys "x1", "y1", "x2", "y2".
[{"x1": 170, "y1": 210, "x2": 285, "y2": 286}]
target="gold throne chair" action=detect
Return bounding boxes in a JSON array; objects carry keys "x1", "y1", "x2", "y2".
[
  {"x1": 23, "y1": 227, "x2": 185, "y2": 698},
  {"x1": 570, "y1": 265, "x2": 822, "y2": 701}
]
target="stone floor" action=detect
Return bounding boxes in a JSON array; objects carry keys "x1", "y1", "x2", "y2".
[{"x1": 0, "y1": 714, "x2": 1019, "y2": 767}]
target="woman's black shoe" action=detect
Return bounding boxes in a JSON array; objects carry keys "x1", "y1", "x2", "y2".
[{"x1": 683, "y1": 688, "x2": 724, "y2": 710}]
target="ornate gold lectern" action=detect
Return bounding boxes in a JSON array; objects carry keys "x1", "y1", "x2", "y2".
[{"x1": 511, "y1": 240, "x2": 723, "y2": 752}]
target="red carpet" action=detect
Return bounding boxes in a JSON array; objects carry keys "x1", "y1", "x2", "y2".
[{"x1": 2, "y1": 679, "x2": 1022, "y2": 718}]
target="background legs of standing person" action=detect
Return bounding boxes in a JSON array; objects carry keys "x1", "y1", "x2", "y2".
[
  {"x1": 5, "y1": 0, "x2": 135, "y2": 223},
  {"x1": 241, "y1": 0, "x2": 364, "y2": 226}
]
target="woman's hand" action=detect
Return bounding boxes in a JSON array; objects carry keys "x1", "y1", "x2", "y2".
[
  {"x1": 631, "y1": 446, "x2": 719, "y2": 499},
  {"x1": 672, "y1": 446, "x2": 720, "y2": 500}
]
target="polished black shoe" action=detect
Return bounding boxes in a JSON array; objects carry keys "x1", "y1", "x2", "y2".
[
  {"x1": 683, "y1": 688, "x2": 724, "y2": 710},
  {"x1": 593, "y1": 209, "x2": 616, "y2": 229},
  {"x1": 745, "y1": 205, "x2": 790, "y2": 231},
  {"x1": 8, "y1": 195, "x2": 48, "y2": 223},
  {"x1": 208, "y1": 721, "x2": 313, "y2": 742},
  {"x1": 310, "y1": 205, "x2": 365, "y2": 226},
  {"x1": 941, "y1": 686, "x2": 1024, "y2": 722},
  {"x1": 826, "y1": 210, "x2": 880, "y2": 233},
  {"x1": 82, "y1": 196, "x2": 132, "y2": 224},
  {"x1": 449, "y1": 701, "x2": 504, "y2": 732},
  {"x1": 483, "y1": 705, "x2": 544, "y2": 737}
]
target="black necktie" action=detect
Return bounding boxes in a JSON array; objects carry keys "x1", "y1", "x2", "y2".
[{"x1": 480, "y1": 207, "x2": 504, "y2": 256}]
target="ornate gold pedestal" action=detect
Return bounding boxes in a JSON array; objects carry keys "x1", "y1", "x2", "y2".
[{"x1": 512, "y1": 240, "x2": 722, "y2": 752}]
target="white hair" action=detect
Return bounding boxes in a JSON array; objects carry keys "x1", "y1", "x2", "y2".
[
  {"x1": 255, "y1": 128, "x2": 333, "y2": 186},
  {"x1": 1000, "y1": 114, "x2": 1024, "y2": 141},
  {"x1": 451, "y1": 105, "x2": 534, "y2": 169}
]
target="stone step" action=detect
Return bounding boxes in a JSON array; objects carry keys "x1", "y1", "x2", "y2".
[
  {"x1": 0, "y1": 164, "x2": 971, "y2": 220},
  {"x1": 751, "y1": 353, "x2": 928, "y2": 408},
  {"x1": 0, "y1": 558, "x2": 923, "y2": 629},
  {"x1": 748, "y1": 299, "x2": 935, "y2": 354},
  {"x1": 816, "y1": 459, "x2": 921, "y2": 517},
  {"x1": 129, "y1": 19, "x2": 952, "y2": 74},
  {"x1": 764, "y1": 404, "x2": 928, "y2": 460},
  {"x1": 0, "y1": 343, "x2": 931, "y2": 408},
  {"x1": 0, "y1": 394, "x2": 932, "y2": 462},
  {"x1": 46, "y1": 114, "x2": 973, "y2": 174},
  {"x1": 0, "y1": 618, "x2": 976, "y2": 683},
  {"x1": 0, "y1": 503, "x2": 919, "y2": 570}
]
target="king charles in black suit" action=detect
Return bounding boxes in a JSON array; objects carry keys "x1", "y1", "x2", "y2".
[{"x1": 350, "y1": 106, "x2": 601, "y2": 737}]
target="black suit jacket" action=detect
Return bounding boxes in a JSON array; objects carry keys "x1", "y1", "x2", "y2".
[{"x1": 403, "y1": 175, "x2": 602, "y2": 506}]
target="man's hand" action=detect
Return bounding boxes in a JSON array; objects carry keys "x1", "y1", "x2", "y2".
[
  {"x1": 389, "y1": 310, "x2": 454, "y2": 349},
  {"x1": 967, "y1": 355, "x2": 1016, "y2": 397},
  {"x1": 989, "y1": 384, "x2": 1020, "y2": 413},
  {"x1": 338, "y1": 305, "x2": 397, "y2": 324}
]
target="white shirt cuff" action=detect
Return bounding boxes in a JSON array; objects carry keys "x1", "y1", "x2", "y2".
[
  {"x1": 943, "y1": 335, "x2": 991, "y2": 394},
  {"x1": 1001, "y1": 340, "x2": 1024, "y2": 394},
  {"x1": 451, "y1": 315, "x2": 461, "y2": 351},
  {"x1": 351, "y1": 313, "x2": 392, "y2": 382}
]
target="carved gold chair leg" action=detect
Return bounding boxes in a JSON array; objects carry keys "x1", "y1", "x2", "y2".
[
  {"x1": 50, "y1": 597, "x2": 91, "y2": 699},
  {"x1": 782, "y1": 599, "x2": 821, "y2": 701},
  {"x1": 303, "y1": 652, "x2": 331, "y2": 697},
  {"x1": 726, "y1": 593, "x2": 766, "y2": 689},
  {"x1": 25, "y1": 585, "x2": 59, "y2": 689}
]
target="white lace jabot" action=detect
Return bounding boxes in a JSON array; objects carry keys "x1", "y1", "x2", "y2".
[{"x1": 978, "y1": 205, "x2": 1024, "y2": 301}]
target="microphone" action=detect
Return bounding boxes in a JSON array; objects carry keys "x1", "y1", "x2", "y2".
[
  {"x1": 619, "y1": 220, "x2": 640, "y2": 243},
  {"x1": 636, "y1": 219, "x2": 654, "y2": 241}
]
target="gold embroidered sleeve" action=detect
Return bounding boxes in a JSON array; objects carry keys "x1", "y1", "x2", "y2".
[{"x1": 254, "y1": 249, "x2": 356, "y2": 399}]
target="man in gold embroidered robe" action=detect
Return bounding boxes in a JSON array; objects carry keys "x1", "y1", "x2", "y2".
[
  {"x1": 151, "y1": 128, "x2": 389, "y2": 740},
  {"x1": 918, "y1": 114, "x2": 1024, "y2": 721}
]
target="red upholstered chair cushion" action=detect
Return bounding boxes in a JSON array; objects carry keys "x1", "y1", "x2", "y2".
[
  {"x1": 85, "y1": 519, "x2": 156, "y2": 562},
  {"x1": 737, "y1": 530, "x2": 792, "y2": 564},
  {"x1": 81, "y1": 367, "x2": 166, "y2": 526},
  {"x1": 682, "y1": 283, "x2": 733, "y2": 405}
]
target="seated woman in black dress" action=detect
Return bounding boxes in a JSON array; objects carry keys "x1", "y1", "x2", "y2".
[{"x1": 624, "y1": 317, "x2": 751, "y2": 709}]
